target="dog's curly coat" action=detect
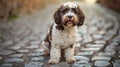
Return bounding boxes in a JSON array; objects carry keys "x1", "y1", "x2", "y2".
[{"x1": 42, "y1": 2, "x2": 85, "y2": 64}]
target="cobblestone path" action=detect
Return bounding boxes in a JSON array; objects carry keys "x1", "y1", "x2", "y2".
[{"x1": 0, "y1": 2, "x2": 120, "y2": 67}]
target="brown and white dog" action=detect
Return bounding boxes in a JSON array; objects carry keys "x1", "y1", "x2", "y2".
[{"x1": 42, "y1": 2, "x2": 85, "y2": 64}]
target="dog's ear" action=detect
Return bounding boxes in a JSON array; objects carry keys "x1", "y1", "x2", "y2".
[
  {"x1": 76, "y1": 5, "x2": 85, "y2": 26},
  {"x1": 54, "y1": 6, "x2": 64, "y2": 30}
]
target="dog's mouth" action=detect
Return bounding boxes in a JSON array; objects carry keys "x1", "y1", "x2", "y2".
[
  {"x1": 67, "y1": 20, "x2": 73, "y2": 24},
  {"x1": 65, "y1": 19, "x2": 75, "y2": 26}
]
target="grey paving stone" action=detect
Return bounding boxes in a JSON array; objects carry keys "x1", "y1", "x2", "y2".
[
  {"x1": 86, "y1": 44, "x2": 104, "y2": 48},
  {"x1": 108, "y1": 30, "x2": 117, "y2": 35},
  {"x1": 74, "y1": 56, "x2": 90, "y2": 61},
  {"x1": 30, "y1": 40, "x2": 40, "y2": 45},
  {"x1": 93, "y1": 34, "x2": 103, "y2": 40},
  {"x1": 1, "y1": 63, "x2": 13, "y2": 67},
  {"x1": 4, "y1": 58, "x2": 24, "y2": 62},
  {"x1": 72, "y1": 64, "x2": 84, "y2": 67},
  {"x1": 103, "y1": 22, "x2": 113, "y2": 30},
  {"x1": 25, "y1": 45, "x2": 38, "y2": 49},
  {"x1": 17, "y1": 49, "x2": 29, "y2": 53},
  {"x1": 28, "y1": 52, "x2": 44, "y2": 56},
  {"x1": 31, "y1": 57, "x2": 44, "y2": 62},
  {"x1": 85, "y1": 64, "x2": 91, "y2": 67},
  {"x1": 112, "y1": 36, "x2": 120, "y2": 43},
  {"x1": 2, "y1": 40, "x2": 13, "y2": 47},
  {"x1": 98, "y1": 52, "x2": 114, "y2": 57},
  {"x1": 72, "y1": 61, "x2": 91, "y2": 67},
  {"x1": 83, "y1": 35, "x2": 93, "y2": 43},
  {"x1": 34, "y1": 48, "x2": 44, "y2": 53},
  {"x1": 0, "y1": 56, "x2": 2, "y2": 60},
  {"x1": 16, "y1": 42, "x2": 27, "y2": 47},
  {"x1": 110, "y1": 42, "x2": 119, "y2": 46},
  {"x1": 81, "y1": 47, "x2": 100, "y2": 51},
  {"x1": 14, "y1": 38, "x2": 21, "y2": 43},
  {"x1": 0, "y1": 50, "x2": 13, "y2": 56},
  {"x1": 28, "y1": 36, "x2": 39, "y2": 41},
  {"x1": 98, "y1": 30, "x2": 106, "y2": 35},
  {"x1": 50, "y1": 62, "x2": 69, "y2": 67},
  {"x1": 76, "y1": 51, "x2": 94, "y2": 56},
  {"x1": 104, "y1": 46, "x2": 116, "y2": 55},
  {"x1": 113, "y1": 62, "x2": 120, "y2": 67},
  {"x1": 78, "y1": 25, "x2": 88, "y2": 35},
  {"x1": 103, "y1": 35, "x2": 113, "y2": 41},
  {"x1": 88, "y1": 27, "x2": 98, "y2": 34},
  {"x1": 9, "y1": 45, "x2": 21, "y2": 50},
  {"x1": 25, "y1": 62, "x2": 43, "y2": 67},
  {"x1": 9, "y1": 54, "x2": 24, "y2": 57},
  {"x1": 92, "y1": 56, "x2": 111, "y2": 61},
  {"x1": 94, "y1": 60, "x2": 110, "y2": 67},
  {"x1": 115, "y1": 60, "x2": 120, "y2": 64},
  {"x1": 94, "y1": 40, "x2": 106, "y2": 44}
]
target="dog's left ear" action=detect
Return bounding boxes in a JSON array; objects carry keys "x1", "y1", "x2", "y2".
[{"x1": 76, "y1": 5, "x2": 85, "y2": 26}]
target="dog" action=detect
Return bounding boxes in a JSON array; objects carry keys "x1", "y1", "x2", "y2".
[{"x1": 42, "y1": 2, "x2": 85, "y2": 64}]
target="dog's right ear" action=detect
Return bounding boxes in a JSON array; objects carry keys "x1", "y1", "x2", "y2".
[
  {"x1": 54, "y1": 9, "x2": 60, "y2": 24},
  {"x1": 54, "y1": 6, "x2": 64, "y2": 30}
]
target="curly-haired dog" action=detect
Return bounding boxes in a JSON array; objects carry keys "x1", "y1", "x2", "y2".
[{"x1": 42, "y1": 2, "x2": 85, "y2": 64}]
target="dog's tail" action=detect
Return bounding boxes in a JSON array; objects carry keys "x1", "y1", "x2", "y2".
[{"x1": 41, "y1": 41, "x2": 50, "y2": 56}]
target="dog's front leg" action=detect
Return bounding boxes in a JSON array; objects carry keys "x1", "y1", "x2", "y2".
[
  {"x1": 48, "y1": 44, "x2": 60, "y2": 64},
  {"x1": 65, "y1": 44, "x2": 76, "y2": 63}
]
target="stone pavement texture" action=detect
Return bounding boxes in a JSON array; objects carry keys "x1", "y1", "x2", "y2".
[{"x1": 0, "y1": 2, "x2": 120, "y2": 67}]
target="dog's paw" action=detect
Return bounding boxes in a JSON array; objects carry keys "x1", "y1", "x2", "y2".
[
  {"x1": 67, "y1": 58, "x2": 76, "y2": 64},
  {"x1": 48, "y1": 59, "x2": 59, "y2": 64}
]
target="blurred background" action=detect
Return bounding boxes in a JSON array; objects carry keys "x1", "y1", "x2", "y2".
[
  {"x1": 0, "y1": 0, "x2": 120, "y2": 21},
  {"x1": 0, "y1": 0, "x2": 120, "y2": 67}
]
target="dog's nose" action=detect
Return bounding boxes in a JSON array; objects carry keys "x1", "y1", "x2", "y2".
[{"x1": 68, "y1": 15, "x2": 73, "y2": 19}]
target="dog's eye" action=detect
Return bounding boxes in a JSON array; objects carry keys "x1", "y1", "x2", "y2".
[
  {"x1": 62, "y1": 9, "x2": 68, "y2": 13},
  {"x1": 71, "y1": 8, "x2": 77, "y2": 13}
]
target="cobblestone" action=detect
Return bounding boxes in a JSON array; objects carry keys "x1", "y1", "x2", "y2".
[
  {"x1": 1, "y1": 63, "x2": 13, "y2": 67},
  {"x1": 0, "y1": 1, "x2": 120, "y2": 67},
  {"x1": 97, "y1": 52, "x2": 114, "y2": 56},
  {"x1": 74, "y1": 56, "x2": 90, "y2": 61},
  {"x1": 76, "y1": 51, "x2": 94, "y2": 56},
  {"x1": 9, "y1": 54, "x2": 24, "y2": 58},
  {"x1": 31, "y1": 57, "x2": 44, "y2": 62},
  {"x1": 92, "y1": 56, "x2": 111, "y2": 61},
  {"x1": 83, "y1": 35, "x2": 93, "y2": 43},
  {"x1": 0, "y1": 56, "x2": 2, "y2": 60},
  {"x1": 17, "y1": 49, "x2": 29, "y2": 53},
  {"x1": 25, "y1": 45, "x2": 38, "y2": 49},
  {"x1": 94, "y1": 60, "x2": 110, "y2": 67},
  {"x1": 9, "y1": 45, "x2": 21, "y2": 50},
  {"x1": 28, "y1": 53, "x2": 44, "y2": 56},
  {"x1": 30, "y1": 40, "x2": 40, "y2": 45},
  {"x1": 93, "y1": 34, "x2": 103, "y2": 40},
  {"x1": 4, "y1": 58, "x2": 24, "y2": 62},
  {"x1": 50, "y1": 62, "x2": 69, "y2": 67},
  {"x1": 0, "y1": 50, "x2": 13, "y2": 56},
  {"x1": 81, "y1": 47, "x2": 101, "y2": 51},
  {"x1": 25, "y1": 62, "x2": 43, "y2": 67},
  {"x1": 86, "y1": 44, "x2": 104, "y2": 48},
  {"x1": 94, "y1": 40, "x2": 106, "y2": 44},
  {"x1": 72, "y1": 61, "x2": 91, "y2": 67}
]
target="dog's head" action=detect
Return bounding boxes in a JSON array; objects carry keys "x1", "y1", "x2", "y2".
[{"x1": 54, "y1": 2, "x2": 85, "y2": 30}]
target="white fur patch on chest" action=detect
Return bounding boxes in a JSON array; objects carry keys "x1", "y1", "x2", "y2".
[
  {"x1": 52, "y1": 24, "x2": 78, "y2": 48},
  {"x1": 63, "y1": 2, "x2": 78, "y2": 8}
]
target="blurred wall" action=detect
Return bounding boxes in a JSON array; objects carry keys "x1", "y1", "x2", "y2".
[
  {"x1": 0, "y1": 0, "x2": 58, "y2": 19},
  {"x1": 98, "y1": 0, "x2": 120, "y2": 13}
]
